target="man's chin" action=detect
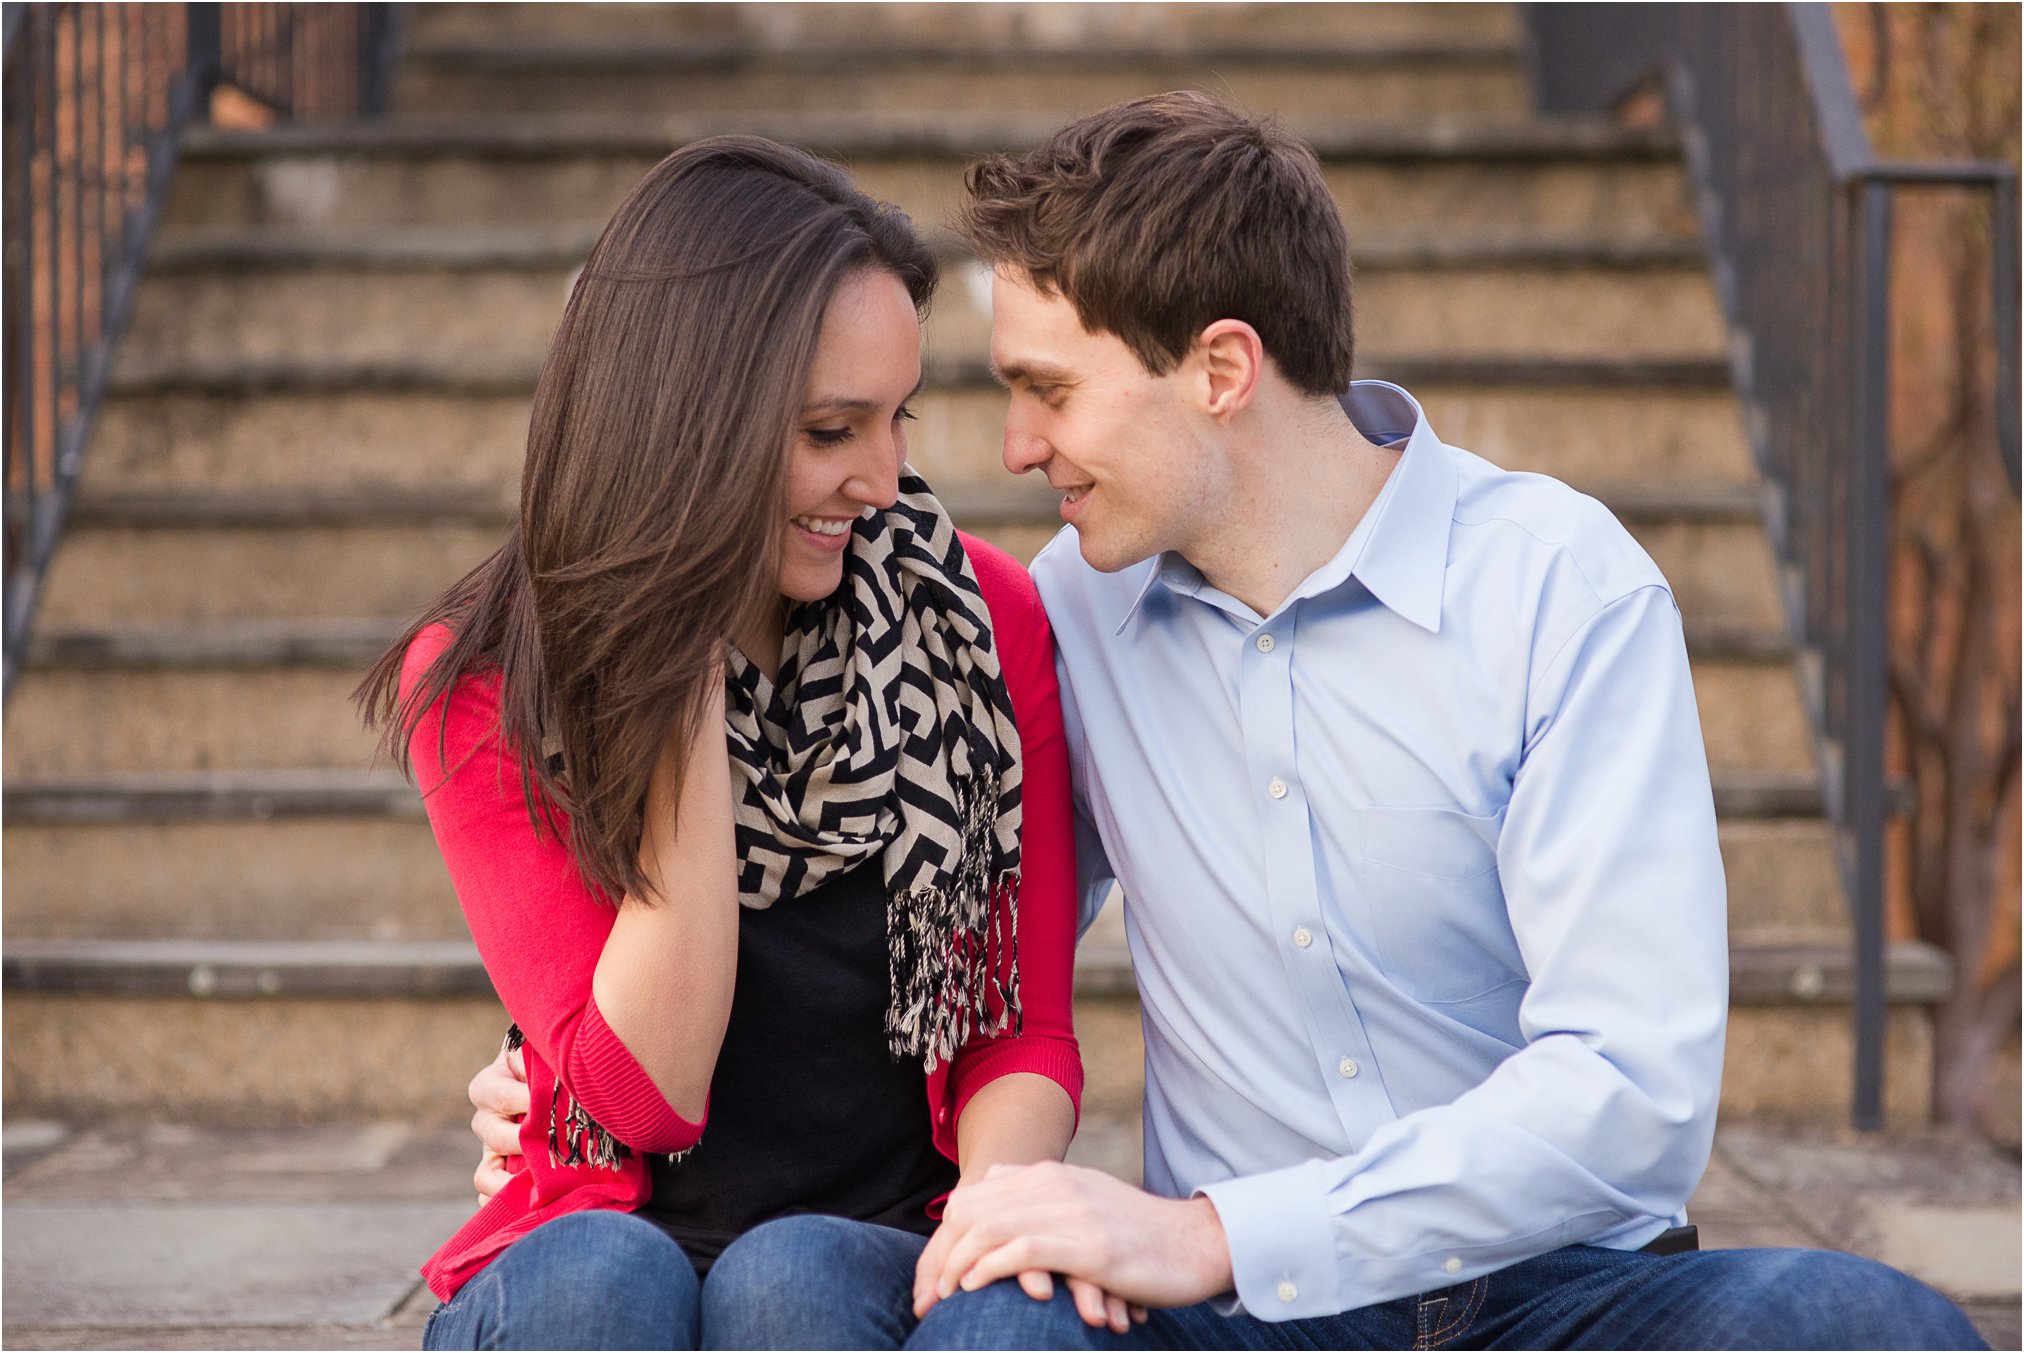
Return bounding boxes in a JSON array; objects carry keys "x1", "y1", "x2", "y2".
[{"x1": 1073, "y1": 525, "x2": 1153, "y2": 574}]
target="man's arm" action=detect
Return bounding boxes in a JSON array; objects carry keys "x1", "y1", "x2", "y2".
[{"x1": 923, "y1": 585, "x2": 1727, "y2": 1317}]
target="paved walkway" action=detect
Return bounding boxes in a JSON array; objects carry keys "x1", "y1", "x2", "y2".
[{"x1": 4, "y1": 1115, "x2": 2016, "y2": 1349}]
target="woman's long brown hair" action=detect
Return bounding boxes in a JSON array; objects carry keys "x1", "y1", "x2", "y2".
[{"x1": 354, "y1": 137, "x2": 938, "y2": 906}]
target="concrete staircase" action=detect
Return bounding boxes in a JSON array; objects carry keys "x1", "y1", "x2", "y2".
[{"x1": 2, "y1": 2, "x2": 1948, "y2": 1131}]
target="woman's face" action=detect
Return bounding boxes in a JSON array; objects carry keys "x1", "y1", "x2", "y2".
[{"x1": 776, "y1": 267, "x2": 924, "y2": 603}]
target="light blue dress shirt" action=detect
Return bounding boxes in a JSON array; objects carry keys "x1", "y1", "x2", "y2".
[{"x1": 1029, "y1": 381, "x2": 1729, "y2": 1320}]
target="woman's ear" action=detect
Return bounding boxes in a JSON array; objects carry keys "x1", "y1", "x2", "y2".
[{"x1": 1193, "y1": 319, "x2": 1265, "y2": 423}]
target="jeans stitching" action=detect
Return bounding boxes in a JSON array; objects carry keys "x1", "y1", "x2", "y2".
[{"x1": 1422, "y1": 1276, "x2": 1487, "y2": 1349}]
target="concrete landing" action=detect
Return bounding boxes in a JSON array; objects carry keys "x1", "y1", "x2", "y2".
[{"x1": 3, "y1": 1116, "x2": 2015, "y2": 1349}]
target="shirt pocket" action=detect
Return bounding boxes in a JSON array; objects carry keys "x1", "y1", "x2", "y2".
[{"x1": 1355, "y1": 805, "x2": 1527, "y2": 1005}]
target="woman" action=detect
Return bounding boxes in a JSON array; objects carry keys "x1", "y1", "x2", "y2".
[{"x1": 356, "y1": 137, "x2": 1091, "y2": 1349}]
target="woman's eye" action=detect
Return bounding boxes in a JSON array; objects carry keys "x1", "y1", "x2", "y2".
[
  {"x1": 806, "y1": 426, "x2": 853, "y2": 447},
  {"x1": 894, "y1": 404, "x2": 918, "y2": 424}
]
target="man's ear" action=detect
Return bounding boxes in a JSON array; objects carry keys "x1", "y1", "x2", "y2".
[{"x1": 1193, "y1": 319, "x2": 1264, "y2": 423}]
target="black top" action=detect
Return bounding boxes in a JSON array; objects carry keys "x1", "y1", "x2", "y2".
[{"x1": 637, "y1": 860, "x2": 958, "y2": 1275}]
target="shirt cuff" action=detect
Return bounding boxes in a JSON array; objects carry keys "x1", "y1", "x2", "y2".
[
  {"x1": 1196, "y1": 1161, "x2": 1338, "y2": 1322},
  {"x1": 561, "y1": 996, "x2": 705, "y2": 1155}
]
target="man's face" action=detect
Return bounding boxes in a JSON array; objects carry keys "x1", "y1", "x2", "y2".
[{"x1": 989, "y1": 266, "x2": 1215, "y2": 573}]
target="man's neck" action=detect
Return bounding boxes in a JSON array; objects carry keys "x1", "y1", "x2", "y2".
[{"x1": 1183, "y1": 399, "x2": 1399, "y2": 619}]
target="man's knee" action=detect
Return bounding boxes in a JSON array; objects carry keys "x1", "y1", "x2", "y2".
[
  {"x1": 909, "y1": 1279, "x2": 1113, "y2": 1351},
  {"x1": 1688, "y1": 1248, "x2": 1984, "y2": 1350}
]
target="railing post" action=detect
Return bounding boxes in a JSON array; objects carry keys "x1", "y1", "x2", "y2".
[
  {"x1": 185, "y1": 2, "x2": 222, "y2": 104},
  {"x1": 1994, "y1": 172, "x2": 2020, "y2": 495},
  {"x1": 1849, "y1": 179, "x2": 1893, "y2": 1132}
]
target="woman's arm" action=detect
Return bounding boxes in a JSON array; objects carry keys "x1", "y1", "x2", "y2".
[
  {"x1": 405, "y1": 628, "x2": 735, "y2": 1152},
  {"x1": 938, "y1": 536, "x2": 1085, "y2": 1134},
  {"x1": 953, "y1": 1072, "x2": 1074, "y2": 1178},
  {"x1": 590, "y1": 678, "x2": 739, "y2": 1121}
]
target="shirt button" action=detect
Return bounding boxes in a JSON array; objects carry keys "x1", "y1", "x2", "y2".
[
  {"x1": 1255, "y1": 633, "x2": 1275, "y2": 653},
  {"x1": 1338, "y1": 1057, "x2": 1359, "y2": 1079},
  {"x1": 1444, "y1": 1257, "x2": 1463, "y2": 1275},
  {"x1": 1293, "y1": 927, "x2": 1313, "y2": 949},
  {"x1": 1276, "y1": 1281, "x2": 1298, "y2": 1304},
  {"x1": 1267, "y1": 778, "x2": 1288, "y2": 800}
]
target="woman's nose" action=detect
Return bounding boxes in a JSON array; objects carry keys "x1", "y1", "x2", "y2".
[{"x1": 846, "y1": 435, "x2": 901, "y2": 510}]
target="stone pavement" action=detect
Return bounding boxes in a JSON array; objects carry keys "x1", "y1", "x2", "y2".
[{"x1": 4, "y1": 1115, "x2": 2016, "y2": 1350}]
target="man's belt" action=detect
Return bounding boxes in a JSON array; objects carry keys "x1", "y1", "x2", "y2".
[{"x1": 1639, "y1": 1225, "x2": 1700, "y2": 1256}]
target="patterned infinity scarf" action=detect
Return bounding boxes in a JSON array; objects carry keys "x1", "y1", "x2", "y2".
[{"x1": 722, "y1": 471, "x2": 1022, "y2": 1071}]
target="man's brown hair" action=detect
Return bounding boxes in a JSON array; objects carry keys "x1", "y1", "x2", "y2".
[{"x1": 958, "y1": 90, "x2": 1353, "y2": 397}]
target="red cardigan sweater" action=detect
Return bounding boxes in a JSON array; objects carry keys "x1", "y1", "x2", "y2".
[{"x1": 406, "y1": 533, "x2": 1084, "y2": 1302}]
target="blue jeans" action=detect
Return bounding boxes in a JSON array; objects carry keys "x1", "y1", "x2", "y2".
[
  {"x1": 421, "y1": 1211, "x2": 936, "y2": 1350},
  {"x1": 907, "y1": 1244, "x2": 1987, "y2": 1350},
  {"x1": 422, "y1": 1210, "x2": 701, "y2": 1349}
]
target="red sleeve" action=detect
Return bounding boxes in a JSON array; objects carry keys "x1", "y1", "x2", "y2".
[
  {"x1": 945, "y1": 535, "x2": 1086, "y2": 1128},
  {"x1": 400, "y1": 626, "x2": 703, "y2": 1155}
]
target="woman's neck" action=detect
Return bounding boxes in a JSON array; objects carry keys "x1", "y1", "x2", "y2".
[{"x1": 731, "y1": 597, "x2": 790, "y2": 683}]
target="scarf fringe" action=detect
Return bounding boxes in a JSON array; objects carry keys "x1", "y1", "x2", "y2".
[{"x1": 887, "y1": 777, "x2": 1023, "y2": 1071}]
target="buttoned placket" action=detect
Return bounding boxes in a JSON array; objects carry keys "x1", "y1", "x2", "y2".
[{"x1": 1234, "y1": 600, "x2": 1384, "y2": 1130}]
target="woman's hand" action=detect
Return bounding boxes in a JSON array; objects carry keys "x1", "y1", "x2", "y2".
[{"x1": 469, "y1": 1037, "x2": 529, "y2": 1203}]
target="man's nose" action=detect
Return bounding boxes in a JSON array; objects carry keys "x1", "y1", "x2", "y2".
[{"x1": 1003, "y1": 426, "x2": 1050, "y2": 476}]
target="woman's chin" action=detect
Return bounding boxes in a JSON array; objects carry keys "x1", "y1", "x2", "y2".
[{"x1": 777, "y1": 560, "x2": 846, "y2": 605}]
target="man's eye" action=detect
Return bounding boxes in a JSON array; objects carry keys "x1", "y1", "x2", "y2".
[
  {"x1": 807, "y1": 426, "x2": 853, "y2": 446},
  {"x1": 895, "y1": 405, "x2": 918, "y2": 423}
]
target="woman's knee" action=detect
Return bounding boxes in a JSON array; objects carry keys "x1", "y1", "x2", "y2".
[
  {"x1": 434, "y1": 1210, "x2": 701, "y2": 1350},
  {"x1": 705, "y1": 1216, "x2": 924, "y2": 1349}
]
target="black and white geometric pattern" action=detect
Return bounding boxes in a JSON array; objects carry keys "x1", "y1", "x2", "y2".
[{"x1": 724, "y1": 471, "x2": 1022, "y2": 1070}]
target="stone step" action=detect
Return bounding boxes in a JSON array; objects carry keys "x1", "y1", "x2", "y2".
[
  {"x1": 391, "y1": 44, "x2": 1531, "y2": 124},
  {"x1": 403, "y1": 3, "x2": 1522, "y2": 51},
  {"x1": 116, "y1": 250, "x2": 1728, "y2": 373},
  {"x1": 0, "y1": 642, "x2": 1811, "y2": 778},
  {"x1": 0, "y1": 813, "x2": 1850, "y2": 947},
  {"x1": 0, "y1": 936, "x2": 1946, "y2": 1126},
  {"x1": 85, "y1": 381, "x2": 1755, "y2": 501},
  {"x1": 30, "y1": 487, "x2": 1783, "y2": 633},
  {"x1": 164, "y1": 121, "x2": 1695, "y2": 246}
]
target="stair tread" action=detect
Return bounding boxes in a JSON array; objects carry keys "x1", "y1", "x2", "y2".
[
  {"x1": 148, "y1": 225, "x2": 1706, "y2": 273},
  {"x1": 1, "y1": 935, "x2": 1954, "y2": 1007},
  {"x1": 5, "y1": 765, "x2": 1824, "y2": 823},
  {"x1": 181, "y1": 115, "x2": 1679, "y2": 162},
  {"x1": 110, "y1": 355, "x2": 1734, "y2": 397},
  {"x1": 401, "y1": 38, "x2": 1524, "y2": 69}
]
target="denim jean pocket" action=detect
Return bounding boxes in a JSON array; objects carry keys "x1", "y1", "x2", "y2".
[{"x1": 1357, "y1": 805, "x2": 1526, "y2": 1004}]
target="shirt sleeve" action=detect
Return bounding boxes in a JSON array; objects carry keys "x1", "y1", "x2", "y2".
[
  {"x1": 944, "y1": 539, "x2": 1086, "y2": 1129},
  {"x1": 1198, "y1": 584, "x2": 1728, "y2": 1318},
  {"x1": 400, "y1": 630, "x2": 704, "y2": 1155}
]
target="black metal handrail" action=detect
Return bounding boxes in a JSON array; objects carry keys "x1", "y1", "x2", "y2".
[
  {"x1": 2, "y1": 3, "x2": 402, "y2": 702},
  {"x1": 1522, "y1": 3, "x2": 2021, "y2": 1131}
]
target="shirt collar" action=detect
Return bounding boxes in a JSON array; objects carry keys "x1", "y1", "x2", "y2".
[{"x1": 1117, "y1": 380, "x2": 1456, "y2": 634}]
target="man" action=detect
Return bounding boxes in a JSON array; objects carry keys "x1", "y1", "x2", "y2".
[
  {"x1": 897, "y1": 93, "x2": 1982, "y2": 1349},
  {"x1": 468, "y1": 93, "x2": 1982, "y2": 1350}
]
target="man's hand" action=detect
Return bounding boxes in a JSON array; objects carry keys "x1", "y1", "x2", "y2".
[
  {"x1": 912, "y1": 1162, "x2": 1232, "y2": 1323},
  {"x1": 469, "y1": 1038, "x2": 528, "y2": 1203}
]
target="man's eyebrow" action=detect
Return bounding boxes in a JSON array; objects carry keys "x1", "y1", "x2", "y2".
[{"x1": 990, "y1": 360, "x2": 1072, "y2": 388}]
